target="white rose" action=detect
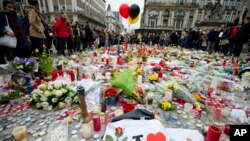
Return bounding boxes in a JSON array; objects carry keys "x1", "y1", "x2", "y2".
[
  {"x1": 51, "y1": 90, "x2": 57, "y2": 95},
  {"x1": 38, "y1": 90, "x2": 43, "y2": 95},
  {"x1": 61, "y1": 88, "x2": 67, "y2": 94},
  {"x1": 41, "y1": 102, "x2": 49, "y2": 109},
  {"x1": 41, "y1": 96, "x2": 48, "y2": 102},
  {"x1": 36, "y1": 103, "x2": 42, "y2": 108},
  {"x1": 44, "y1": 90, "x2": 51, "y2": 97},
  {"x1": 32, "y1": 93, "x2": 38, "y2": 100},
  {"x1": 66, "y1": 84, "x2": 71, "y2": 89},
  {"x1": 54, "y1": 82, "x2": 62, "y2": 89},
  {"x1": 58, "y1": 102, "x2": 65, "y2": 109},
  {"x1": 68, "y1": 92, "x2": 75, "y2": 98},
  {"x1": 47, "y1": 105, "x2": 53, "y2": 111},
  {"x1": 73, "y1": 96, "x2": 79, "y2": 103},
  {"x1": 48, "y1": 85, "x2": 53, "y2": 90},
  {"x1": 38, "y1": 84, "x2": 47, "y2": 90},
  {"x1": 55, "y1": 90, "x2": 63, "y2": 97},
  {"x1": 52, "y1": 98, "x2": 58, "y2": 103},
  {"x1": 32, "y1": 89, "x2": 39, "y2": 95}
]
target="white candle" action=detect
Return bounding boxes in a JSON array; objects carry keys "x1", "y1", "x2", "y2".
[
  {"x1": 138, "y1": 75, "x2": 143, "y2": 84},
  {"x1": 82, "y1": 123, "x2": 92, "y2": 139},
  {"x1": 164, "y1": 89, "x2": 173, "y2": 101}
]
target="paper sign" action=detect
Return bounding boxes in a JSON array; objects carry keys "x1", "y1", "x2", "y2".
[{"x1": 218, "y1": 32, "x2": 224, "y2": 37}]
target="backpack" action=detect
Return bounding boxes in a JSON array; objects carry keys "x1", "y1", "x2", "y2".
[{"x1": 231, "y1": 26, "x2": 239, "y2": 39}]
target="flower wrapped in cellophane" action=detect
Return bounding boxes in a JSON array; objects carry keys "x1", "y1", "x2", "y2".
[{"x1": 29, "y1": 80, "x2": 77, "y2": 110}]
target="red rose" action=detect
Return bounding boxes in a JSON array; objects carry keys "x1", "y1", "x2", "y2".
[{"x1": 115, "y1": 127, "x2": 123, "y2": 137}]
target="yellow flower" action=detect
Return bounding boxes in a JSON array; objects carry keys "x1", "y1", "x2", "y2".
[
  {"x1": 136, "y1": 68, "x2": 142, "y2": 75},
  {"x1": 194, "y1": 102, "x2": 201, "y2": 108},
  {"x1": 149, "y1": 74, "x2": 158, "y2": 81},
  {"x1": 35, "y1": 49, "x2": 39, "y2": 53},
  {"x1": 161, "y1": 101, "x2": 172, "y2": 110}
]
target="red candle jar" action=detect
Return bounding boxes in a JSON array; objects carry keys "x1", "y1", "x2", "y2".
[
  {"x1": 106, "y1": 59, "x2": 109, "y2": 66},
  {"x1": 205, "y1": 125, "x2": 222, "y2": 141},
  {"x1": 51, "y1": 69, "x2": 58, "y2": 80},
  {"x1": 58, "y1": 70, "x2": 63, "y2": 76},
  {"x1": 93, "y1": 115, "x2": 101, "y2": 132},
  {"x1": 123, "y1": 103, "x2": 135, "y2": 113},
  {"x1": 68, "y1": 71, "x2": 75, "y2": 81},
  {"x1": 158, "y1": 71, "x2": 163, "y2": 78},
  {"x1": 224, "y1": 124, "x2": 230, "y2": 136}
]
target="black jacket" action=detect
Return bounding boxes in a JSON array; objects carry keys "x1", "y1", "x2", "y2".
[
  {"x1": 0, "y1": 11, "x2": 8, "y2": 37},
  {"x1": 237, "y1": 23, "x2": 250, "y2": 43}
]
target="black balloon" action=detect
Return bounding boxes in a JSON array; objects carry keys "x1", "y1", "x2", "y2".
[{"x1": 129, "y1": 4, "x2": 140, "y2": 19}]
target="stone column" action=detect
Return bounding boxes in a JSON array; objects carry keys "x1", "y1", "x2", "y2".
[
  {"x1": 47, "y1": 0, "x2": 54, "y2": 12},
  {"x1": 170, "y1": 10, "x2": 175, "y2": 28},
  {"x1": 72, "y1": 0, "x2": 76, "y2": 12},
  {"x1": 157, "y1": 10, "x2": 163, "y2": 28},
  {"x1": 144, "y1": 10, "x2": 149, "y2": 28},
  {"x1": 183, "y1": 10, "x2": 189, "y2": 28}
]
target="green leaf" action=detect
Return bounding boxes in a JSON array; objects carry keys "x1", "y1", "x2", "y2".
[
  {"x1": 105, "y1": 135, "x2": 114, "y2": 141},
  {"x1": 122, "y1": 137, "x2": 128, "y2": 141}
]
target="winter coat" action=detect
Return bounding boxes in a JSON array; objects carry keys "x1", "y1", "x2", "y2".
[
  {"x1": 23, "y1": 5, "x2": 45, "y2": 39},
  {"x1": 54, "y1": 17, "x2": 69, "y2": 38}
]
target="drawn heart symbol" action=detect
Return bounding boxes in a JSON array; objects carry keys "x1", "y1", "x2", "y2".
[{"x1": 147, "y1": 132, "x2": 166, "y2": 141}]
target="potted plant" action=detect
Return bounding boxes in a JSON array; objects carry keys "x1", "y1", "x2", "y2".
[{"x1": 33, "y1": 45, "x2": 54, "y2": 78}]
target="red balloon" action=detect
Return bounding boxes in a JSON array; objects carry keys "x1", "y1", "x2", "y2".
[{"x1": 119, "y1": 4, "x2": 130, "y2": 19}]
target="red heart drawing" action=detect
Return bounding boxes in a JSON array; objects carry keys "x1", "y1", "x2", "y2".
[{"x1": 147, "y1": 132, "x2": 166, "y2": 141}]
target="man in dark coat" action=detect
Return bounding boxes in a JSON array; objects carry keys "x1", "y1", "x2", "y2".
[
  {"x1": 234, "y1": 17, "x2": 250, "y2": 57},
  {"x1": 84, "y1": 21, "x2": 93, "y2": 50}
]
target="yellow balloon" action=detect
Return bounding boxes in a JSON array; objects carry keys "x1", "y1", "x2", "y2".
[{"x1": 128, "y1": 16, "x2": 139, "y2": 24}]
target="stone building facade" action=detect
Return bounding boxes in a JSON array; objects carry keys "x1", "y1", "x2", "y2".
[
  {"x1": 1, "y1": 0, "x2": 106, "y2": 28},
  {"x1": 141, "y1": 0, "x2": 247, "y2": 30}
]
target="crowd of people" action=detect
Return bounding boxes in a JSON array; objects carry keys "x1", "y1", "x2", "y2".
[{"x1": 0, "y1": 0, "x2": 250, "y2": 65}]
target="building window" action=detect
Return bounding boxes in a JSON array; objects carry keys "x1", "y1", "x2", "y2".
[
  {"x1": 197, "y1": 11, "x2": 203, "y2": 20},
  {"x1": 225, "y1": 11, "x2": 231, "y2": 22},
  {"x1": 189, "y1": 10, "x2": 195, "y2": 19},
  {"x1": 187, "y1": 20, "x2": 193, "y2": 28},
  {"x1": 178, "y1": 0, "x2": 185, "y2": 5},
  {"x1": 174, "y1": 19, "x2": 183, "y2": 29},
  {"x1": 163, "y1": 19, "x2": 168, "y2": 27},
  {"x1": 175, "y1": 11, "x2": 185, "y2": 18},
  {"x1": 231, "y1": 11, "x2": 237, "y2": 21},
  {"x1": 148, "y1": 20, "x2": 157, "y2": 28}
]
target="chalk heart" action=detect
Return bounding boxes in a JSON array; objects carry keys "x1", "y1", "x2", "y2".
[{"x1": 147, "y1": 132, "x2": 166, "y2": 141}]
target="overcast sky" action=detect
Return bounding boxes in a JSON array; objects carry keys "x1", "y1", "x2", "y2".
[{"x1": 106, "y1": 0, "x2": 145, "y2": 31}]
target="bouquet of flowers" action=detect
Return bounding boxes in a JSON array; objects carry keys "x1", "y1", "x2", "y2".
[
  {"x1": 12, "y1": 57, "x2": 37, "y2": 73},
  {"x1": 0, "y1": 90, "x2": 22, "y2": 103},
  {"x1": 29, "y1": 80, "x2": 78, "y2": 110}
]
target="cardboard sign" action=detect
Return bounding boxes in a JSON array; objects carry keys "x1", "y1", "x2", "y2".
[{"x1": 104, "y1": 119, "x2": 168, "y2": 141}]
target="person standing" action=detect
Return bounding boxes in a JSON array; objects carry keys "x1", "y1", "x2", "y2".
[
  {"x1": 67, "y1": 21, "x2": 74, "y2": 56},
  {"x1": 54, "y1": 11, "x2": 69, "y2": 56},
  {"x1": 159, "y1": 31, "x2": 166, "y2": 47},
  {"x1": 0, "y1": 0, "x2": 31, "y2": 64},
  {"x1": 207, "y1": 28, "x2": 219, "y2": 54},
  {"x1": 234, "y1": 17, "x2": 250, "y2": 58},
  {"x1": 73, "y1": 21, "x2": 82, "y2": 52},
  {"x1": 85, "y1": 21, "x2": 93, "y2": 50},
  {"x1": 24, "y1": 0, "x2": 45, "y2": 53}
]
